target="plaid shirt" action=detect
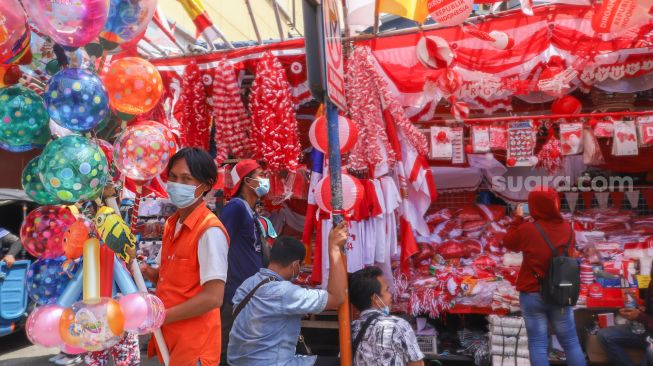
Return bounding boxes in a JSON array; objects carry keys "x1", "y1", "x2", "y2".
[{"x1": 351, "y1": 309, "x2": 424, "y2": 366}]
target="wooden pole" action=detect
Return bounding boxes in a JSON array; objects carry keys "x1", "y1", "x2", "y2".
[{"x1": 326, "y1": 102, "x2": 352, "y2": 366}]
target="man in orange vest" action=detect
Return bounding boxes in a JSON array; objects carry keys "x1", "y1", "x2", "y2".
[{"x1": 141, "y1": 147, "x2": 229, "y2": 366}]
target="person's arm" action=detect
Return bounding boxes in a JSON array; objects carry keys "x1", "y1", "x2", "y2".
[
  {"x1": 325, "y1": 221, "x2": 348, "y2": 309},
  {"x1": 1, "y1": 233, "x2": 22, "y2": 267},
  {"x1": 140, "y1": 263, "x2": 160, "y2": 284},
  {"x1": 396, "y1": 319, "x2": 425, "y2": 366},
  {"x1": 164, "y1": 280, "x2": 224, "y2": 325}
]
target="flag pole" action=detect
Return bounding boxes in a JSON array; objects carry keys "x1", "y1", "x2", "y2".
[{"x1": 326, "y1": 101, "x2": 353, "y2": 366}]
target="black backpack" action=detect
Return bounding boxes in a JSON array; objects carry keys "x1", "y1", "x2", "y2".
[{"x1": 533, "y1": 222, "x2": 580, "y2": 306}]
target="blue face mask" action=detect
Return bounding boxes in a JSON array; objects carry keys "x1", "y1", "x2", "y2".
[
  {"x1": 166, "y1": 182, "x2": 201, "y2": 208},
  {"x1": 252, "y1": 178, "x2": 270, "y2": 198},
  {"x1": 375, "y1": 294, "x2": 390, "y2": 316}
]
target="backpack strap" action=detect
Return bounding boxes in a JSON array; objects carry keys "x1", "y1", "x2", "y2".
[
  {"x1": 533, "y1": 222, "x2": 559, "y2": 255},
  {"x1": 233, "y1": 276, "x2": 277, "y2": 319},
  {"x1": 352, "y1": 312, "x2": 382, "y2": 360}
]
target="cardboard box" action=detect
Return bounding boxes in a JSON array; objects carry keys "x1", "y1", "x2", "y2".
[{"x1": 585, "y1": 334, "x2": 644, "y2": 364}]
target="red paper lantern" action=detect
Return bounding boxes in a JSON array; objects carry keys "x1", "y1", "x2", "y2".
[
  {"x1": 551, "y1": 96, "x2": 582, "y2": 115},
  {"x1": 506, "y1": 157, "x2": 516, "y2": 167},
  {"x1": 464, "y1": 144, "x2": 473, "y2": 154},
  {"x1": 309, "y1": 115, "x2": 358, "y2": 154},
  {"x1": 313, "y1": 173, "x2": 364, "y2": 213}
]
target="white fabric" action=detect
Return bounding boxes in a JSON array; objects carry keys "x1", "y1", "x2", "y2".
[
  {"x1": 321, "y1": 218, "x2": 332, "y2": 290},
  {"x1": 491, "y1": 356, "x2": 531, "y2": 366},
  {"x1": 431, "y1": 166, "x2": 483, "y2": 192},
  {"x1": 372, "y1": 179, "x2": 388, "y2": 263},
  {"x1": 155, "y1": 223, "x2": 229, "y2": 285},
  {"x1": 347, "y1": 221, "x2": 365, "y2": 272},
  {"x1": 399, "y1": 135, "x2": 432, "y2": 236},
  {"x1": 380, "y1": 177, "x2": 401, "y2": 256}
]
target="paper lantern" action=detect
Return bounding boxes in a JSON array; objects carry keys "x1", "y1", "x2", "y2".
[
  {"x1": 552, "y1": 96, "x2": 582, "y2": 115},
  {"x1": 427, "y1": 0, "x2": 474, "y2": 27},
  {"x1": 309, "y1": 115, "x2": 358, "y2": 154},
  {"x1": 313, "y1": 173, "x2": 364, "y2": 213}
]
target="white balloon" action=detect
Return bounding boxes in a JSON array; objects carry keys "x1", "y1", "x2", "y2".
[{"x1": 49, "y1": 119, "x2": 77, "y2": 138}]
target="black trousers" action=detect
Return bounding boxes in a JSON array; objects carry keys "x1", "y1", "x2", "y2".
[
  {"x1": 314, "y1": 356, "x2": 340, "y2": 366},
  {"x1": 219, "y1": 302, "x2": 235, "y2": 366}
]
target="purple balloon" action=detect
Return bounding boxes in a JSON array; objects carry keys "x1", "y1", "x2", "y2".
[
  {"x1": 25, "y1": 0, "x2": 109, "y2": 48},
  {"x1": 26, "y1": 304, "x2": 64, "y2": 348}
]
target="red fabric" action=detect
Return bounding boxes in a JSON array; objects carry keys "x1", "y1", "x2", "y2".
[
  {"x1": 611, "y1": 191, "x2": 625, "y2": 209},
  {"x1": 302, "y1": 203, "x2": 318, "y2": 267},
  {"x1": 400, "y1": 216, "x2": 419, "y2": 275},
  {"x1": 504, "y1": 189, "x2": 574, "y2": 292},
  {"x1": 150, "y1": 205, "x2": 228, "y2": 366},
  {"x1": 310, "y1": 218, "x2": 323, "y2": 284},
  {"x1": 644, "y1": 190, "x2": 653, "y2": 210},
  {"x1": 582, "y1": 191, "x2": 594, "y2": 210},
  {"x1": 178, "y1": 60, "x2": 211, "y2": 149}
]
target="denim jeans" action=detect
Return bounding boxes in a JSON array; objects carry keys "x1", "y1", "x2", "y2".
[
  {"x1": 519, "y1": 292, "x2": 587, "y2": 366},
  {"x1": 597, "y1": 324, "x2": 648, "y2": 366}
]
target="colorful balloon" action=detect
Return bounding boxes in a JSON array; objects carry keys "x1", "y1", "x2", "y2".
[
  {"x1": 63, "y1": 218, "x2": 97, "y2": 260},
  {"x1": 0, "y1": 0, "x2": 31, "y2": 65},
  {"x1": 131, "y1": 120, "x2": 179, "y2": 156},
  {"x1": 104, "y1": 57, "x2": 163, "y2": 115},
  {"x1": 113, "y1": 124, "x2": 175, "y2": 181},
  {"x1": 59, "y1": 298, "x2": 125, "y2": 352},
  {"x1": 118, "y1": 293, "x2": 165, "y2": 334},
  {"x1": 25, "y1": 0, "x2": 109, "y2": 48},
  {"x1": 0, "y1": 86, "x2": 50, "y2": 152},
  {"x1": 20, "y1": 205, "x2": 75, "y2": 259},
  {"x1": 27, "y1": 257, "x2": 72, "y2": 305},
  {"x1": 100, "y1": 0, "x2": 157, "y2": 46},
  {"x1": 95, "y1": 139, "x2": 114, "y2": 167},
  {"x1": 38, "y1": 135, "x2": 109, "y2": 203},
  {"x1": 44, "y1": 68, "x2": 109, "y2": 132},
  {"x1": 49, "y1": 119, "x2": 77, "y2": 138},
  {"x1": 26, "y1": 304, "x2": 65, "y2": 347},
  {"x1": 22, "y1": 156, "x2": 61, "y2": 205}
]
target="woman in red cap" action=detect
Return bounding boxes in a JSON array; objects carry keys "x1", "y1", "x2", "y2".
[
  {"x1": 504, "y1": 188, "x2": 586, "y2": 366},
  {"x1": 219, "y1": 159, "x2": 270, "y2": 365}
]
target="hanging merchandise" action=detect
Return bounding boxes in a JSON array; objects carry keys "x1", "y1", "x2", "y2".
[
  {"x1": 507, "y1": 121, "x2": 535, "y2": 167},
  {"x1": 537, "y1": 135, "x2": 562, "y2": 175},
  {"x1": 416, "y1": 36, "x2": 454, "y2": 69},
  {"x1": 560, "y1": 122, "x2": 584, "y2": 155},
  {"x1": 593, "y1": 118, "x2": 615, "y2": 138},
  {"x1": 451, "y1": 127, "x2": 465, "y2": 164},
  {"x1": 313, "y1": 172, "x2": 364, "y2": 214},
  {"x1": 637, "y1": 116, "x2": 653, "y2": 147},
  {"x1": 211, "y1": 60, "x2": 252, "y2": 163},
  {"x1": 430, "y1": 126, "x2": 453, "y2": 161},
  {"x1": 582, "y1": 127, "x2": 605, "y2": 166},
  {"x1": 612, "y1": 120, "x2": 639, "y2": 156},
  {"x1": 249, "y1": 51, "x2": 301, "y2": 172},
  {"x1": 309, "y1": 115, "x2": 358, "y2": 154},
  {"x1": 490, "y1": 126, "x2": 508, "y2": 150},
  {"x1": 179, "y1": 60, "x2": 211, "y2": 150},
  {"x1": 551, "y1": 95, "x2": 582, "y2": 115},
  {"x1": 537, "y1": 56, "x2": 577, "y2": 98},
  {"x1": 427, "y1": 0, "x2": 474, "y2": 27},
  {"x1": 592, "y1": 0, "x2": 652, "y2": 34},
  {"x1": 471, "y1": 126, "x2": 491, "y2": 153}
]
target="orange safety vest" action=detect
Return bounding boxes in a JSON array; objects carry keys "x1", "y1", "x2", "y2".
[{"x1": 148, "y1": 204, "x2": 229, "y2": 366}]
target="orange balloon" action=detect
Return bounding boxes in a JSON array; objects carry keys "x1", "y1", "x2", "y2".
[
  {"x1": 59, "y1": 308, "x2": 81, "y2": 347},
  {"x1": 107, "y1": 299, "x2": 125, "y2": 336},
  {"x1": 104, "y1": 57, "x2": 163, "y2": 115},
  {"x1": 63, "y1": 219, "x2": 91, "y2": 259}
]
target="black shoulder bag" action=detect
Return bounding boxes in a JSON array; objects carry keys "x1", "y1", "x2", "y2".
[
  {"x1": 533, "y1": 222, "x2": 580, "y2": 306},
  {"x1": 352, "y1": 313, "x2": 382, "y2": 360},
  {"x1": 232, "y1": 276, "x2": 313, "y2": 355}
]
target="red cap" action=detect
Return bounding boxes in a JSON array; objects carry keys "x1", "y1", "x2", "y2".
[{"x1": 230, "y1": 159, "x2": 261, "y2": 195}]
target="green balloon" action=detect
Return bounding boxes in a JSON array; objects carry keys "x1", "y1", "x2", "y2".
[
  {"x1": 38, "y1": 135, "x2": 109, "y2": 203},
  {"x1": 21, "y1": 156, "x2": 61, "y2": 205},
  {"x1": 0, "y1": 86, "x2": 50, "y2": 152}
]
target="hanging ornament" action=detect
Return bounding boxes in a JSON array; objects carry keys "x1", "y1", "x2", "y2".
[
  {"x1": 427, "y1": 0, "x2": 474, "y2": 27},
  {"x1": 551, "y1": 95, "x2": 582, "y2": 115},
  {"x1": 560, "y1": 122, "x2": 584, "y2": 155},
  {"x1": 537, "y1": 56, "x2": 578, "y2": 98},
  {"x1": 416, "y1": 36, "x2": 454, "y2": 69},
  {"x1": 437, "y1": 69, "x2": 462, "y2": 97},
  {"x1": 537, "y1": 134, "x2": 563, "y2": 174},
  {"x1": 313, "y1": 173, "x2": 364, "y2": 213},
  {"x1": 179, "y1": 60, "x2": 210, "y2": 150},
  {"x1": 451, "y1": 98, "x2": 470, "y2": 122},
  {"x1": 309, "y1": 115, "x2": 359, "y2": 154},
  {"x1": 488, "y1": 31, "x2": 515, "y2": 50},
  {"x1": 430, "y1": 126, "x2": 453, "y2": 160},
  {"x1": 592, "y1": 0, "x2": 653, "y2": 34}
]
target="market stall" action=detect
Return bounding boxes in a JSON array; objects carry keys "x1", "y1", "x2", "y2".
[{"x1": 4, "y1": 0, "x2": 653, "y2": 365}]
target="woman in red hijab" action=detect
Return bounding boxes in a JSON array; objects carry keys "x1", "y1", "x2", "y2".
[{"x1": 504, "y1": 188, "x2": 586, "y2": 366}]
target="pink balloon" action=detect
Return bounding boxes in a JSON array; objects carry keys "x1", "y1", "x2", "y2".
[
  {"x1": 119, "y1": 293, "x2": 165, "y2": 334},
  {"x1": 0, "y1": 0, "x2": 30, "y2": 64},
  {"x1": 25, "y1": 0, "x2": 109, "y2": 48},
  {"x1": 26, "y1": 305, "x2": 64, "y2": 348},
  {"x1": 60, "y1": 344, "x2": 86, "y2": 355}
]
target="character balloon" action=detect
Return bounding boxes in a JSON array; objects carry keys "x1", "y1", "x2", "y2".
[
  {"x1": 95, "y1": 206, "x2": 136, "y2": 262},
  {"x1": 0, "y1": 86, "x2": 50, "y2": 152},
  {"x1": 22, "y1": 156, "x2": 61, "y2": 205},
  {"x1": 25, "y1": 0, "x2": 109, "y2": 48},
  {"x1": 44, "y1": 68, "x2": 109, "y2": 132},
  {"x1": 20, "y1": 205, "x2": 75, "y2": 259},
  {"x1": 104, "y1": 57, "x2": 163, "y2": 115},
  {"x1": 63, "y1": 218, "x2": 97, "y2": 260},
  {"x1": 38, "y1": 135, "x2": 109, "y2": 203}
]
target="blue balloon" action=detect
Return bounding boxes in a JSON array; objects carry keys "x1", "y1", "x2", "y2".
[
  {"x1": 44, "y1": 68, "x2": 109, "y2": 132},
  {"x1": 100, "y1": 0, "x2": 157, "y2": 46},
  {"x1": 27, "y1": 257, "x2": 77, "y2": 305}
]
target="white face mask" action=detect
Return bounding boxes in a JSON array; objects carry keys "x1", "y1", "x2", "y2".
[
  {"x1": 166, "y1": 182, "x2": 202, "y2": 208},
  {"x1": 290, "y1": 261, "x2": 301, "y2": 282},
  {"x1": 375, "y1": 294, "x2": 390, "y2": 316}
]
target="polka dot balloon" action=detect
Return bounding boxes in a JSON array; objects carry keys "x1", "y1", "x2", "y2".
[
  {"x1": 104, "y1": 57, "x2": 163, "y2": 116},
  {"x1": 44, "y1": 68, "x2": 109, "y2": 132},
  {"x1": 113, "y1": 123, "x2": 176, "y2": 182},
  {"x1": 20, "y1": 205, "x2": 76, "y2": 259},
  {"x1": 27, "y1": 257, "x2": 73, "y2": 305},
  {"x1": 38, "y1": 135, "x2": 109, "y2": 203},
  {"x1": 0, "y1": 86, "x2": 50, "y2": 152},
  {"x1": 22, "y1": 156, "x2": 61, "y2": 205}
]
